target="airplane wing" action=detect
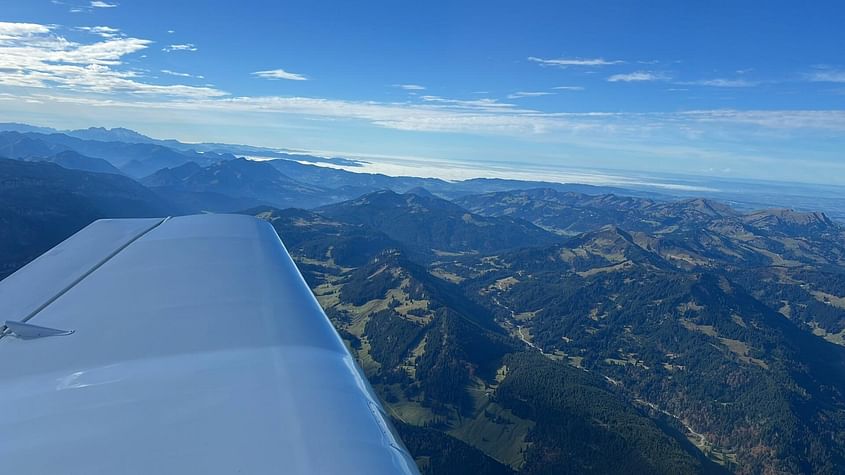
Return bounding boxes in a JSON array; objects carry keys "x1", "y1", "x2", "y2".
[{"x1": 0, "y1": 214, "x2": 419, "y2": 475}]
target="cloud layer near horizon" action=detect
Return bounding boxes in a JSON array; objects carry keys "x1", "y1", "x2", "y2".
[
  {"x1": 1, "y1": 21, "x2": 844, "y2": 184},
  {"x1": 3, "y1": 21, "x2": 844, "y2": 136}
]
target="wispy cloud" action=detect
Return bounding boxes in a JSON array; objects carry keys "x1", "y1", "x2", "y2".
[
  {"x1": 395, "y1": 84, "x2": 425, "y2": 91},
  {"x1": 3, "y1": 22, "x2": 845, "y2": 167},
  {"x1": 553, "y1": 85, "x2": 585, "y2": 91},
  {"x1": 678, "y1": 78, "x2": 758, "y2": 87},
  {"x1": 161, "y1": 69, "x2": 204, "y2": 79},
  {"x1": 681, "y1": 109, "x2": 845, "y2": 130},
  {"x1": 805, "y1": 69, "x2": 845, "y2": 83},
  {"x1": 608, "y1": 71, "x2": 667, "y2": 82},
  {"x1": 163, "y1": 43, "x2": 197, "y2": 52},
  {"x1": 252, "y1": 68, "x2": 308, "y2": 81},
  {"x1": 419, "y1": 95, "x2": 518, "y2": 111},
  {"x1": 51, "y1": 0, "x2": 105, "y2": 13},
  {"x1": 77, "y1": 25, "x2": 121, "y2": 38},
  {"x1": 529, "y1": 56, "x2": 623, "y2": 67},
  {"x1": 0, "y1": 22, "x2": 224, "y2": 98},
  {"x1": 507, "y1": 91, "x2": 555, "y2": 99},
  {"x1": 24, "y1": 91, "x2": 845, "y2": 140}
]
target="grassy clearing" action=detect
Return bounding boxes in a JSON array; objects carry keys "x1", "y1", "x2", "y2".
[
  {"x1": 429, "y1": 268, "x2": 465, "y2": 283},
  {"x1": 811, "y1": 323, "x2": 845, "y2": 346},
  {"x1": 449, "y1": 404, "x2": 532, "y2": 470},
  {"x1": 812, "y1": 290, "x2": 845, "y2": 309}
]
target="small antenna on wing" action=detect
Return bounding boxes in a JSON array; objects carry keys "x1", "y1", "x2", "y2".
[{"x1": 3, "y1": 321, "x2": 75, "y2": 340}]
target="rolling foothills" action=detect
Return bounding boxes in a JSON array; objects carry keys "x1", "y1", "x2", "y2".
[{"x1": 1, "y1": 125, "x2": 843, "y2": 474}]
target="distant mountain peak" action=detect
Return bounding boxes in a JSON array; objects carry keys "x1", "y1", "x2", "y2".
[
  {"x1": 141, "y1": 161, "x2": 203, "y2": 185},
  {"x1": 318, "y1": 189, "x2": 560, "y2": 257},
  {"x1": 403, "y1": 186, "x2": 436, "y2": 199},
  {"x1": 0, "y1": 122, "x2": 58, "y2": 134},
  {"x1": 570, "y1": 224, "x2": 638, "y2": 248},
  {"x1": 45, "y1": 150, "x2": 123, "y2": 175},
  {"x1": 66, "y1": 126, "x2": 156, "y2": 144},
  {"x1": 682, "y1": 197, "x2": 738, "y2": 216},
  {"x1": 743, "y1": 208, "x2": 835, "y2": 232}
]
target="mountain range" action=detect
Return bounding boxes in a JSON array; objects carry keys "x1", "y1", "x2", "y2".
[
  {"x1": 0, "y1": 158, "x2": 172, "y2": 279},
  {"x1": 258, "y1": 190, "x2": 845, "y2": 474},
  {"x1": 1, "y1": 123, "x2": 845, "y2": 474},
  {"x1": 237, "y1": 188, "x2": 844, "y2": 474}
]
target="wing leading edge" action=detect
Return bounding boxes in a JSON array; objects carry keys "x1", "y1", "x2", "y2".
[{"x1": 0, "y1": 214, "x2": 419, "y2": 475}]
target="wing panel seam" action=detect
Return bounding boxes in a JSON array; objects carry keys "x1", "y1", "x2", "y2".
[{"x1": 0, "y1": 217, "x2": 170, "y2": 339}]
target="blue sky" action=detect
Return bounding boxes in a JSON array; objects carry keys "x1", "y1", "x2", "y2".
[{"x1": 1, "y1": 0, "x2": 844, "y2": 184}]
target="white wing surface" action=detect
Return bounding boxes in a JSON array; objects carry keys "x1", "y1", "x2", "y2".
[{"x1": 0, "y1": 214, "x2": 419, "y2": 475}]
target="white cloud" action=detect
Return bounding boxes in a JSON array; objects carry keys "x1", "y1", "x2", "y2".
[
  {"x1": 419, "y1": 95, "x2": 518, "y2": 111},
  {"x1": 3, "y1": 21, "x2": 844, "y2": 147},
  {"x1": 252, "y1": 68, "x2": 308, "y2": 81},
  {"x1": 507, "y1": 91, "x2": 555, "y2": 99},
  {"x1": 678, "y1": 78, "x2": 758, "y2": 87},
  {"x1": 395, "y1": 84, "x2": 425, "y2": 91},
  {"x1": 806, "y1": 70, "x2": 845, "y2": 83},
  {"x1": 77, "y1": 26, "x2": 121, "y2": 38},
  {"x1": 13, "y1": 88, "x2": 845, "y2": 143},
  {"x1": 0, "y1": 22, "x2": 224, "y2": 98},
  {"x1": 0, "y1": 22, "x2": 51, "y2": 40},
  {"x1": 163, "y1": 43, "x2": 197, "y2": 52},
  {"x1": 161, "y1": 69, "x2": 204, "y2": 79},
  {"x1": 608, "y1": 71, "x2": 667, "y2": 82},
  {"x1": 553, "y1": 85, "x2": 584, "y2": 91},
  {"x1": 64, "y1": 38, "x2": 154, "y2": 64},
  {"x1": 681, "y1": 109, "x2": 845, "y2": 130},
  {"x1": 528, "y1": 56, "x2": 623, "y2": 67},
  {"x1": 90, "y1": 1, "x2": 117, "y2": 7}
]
